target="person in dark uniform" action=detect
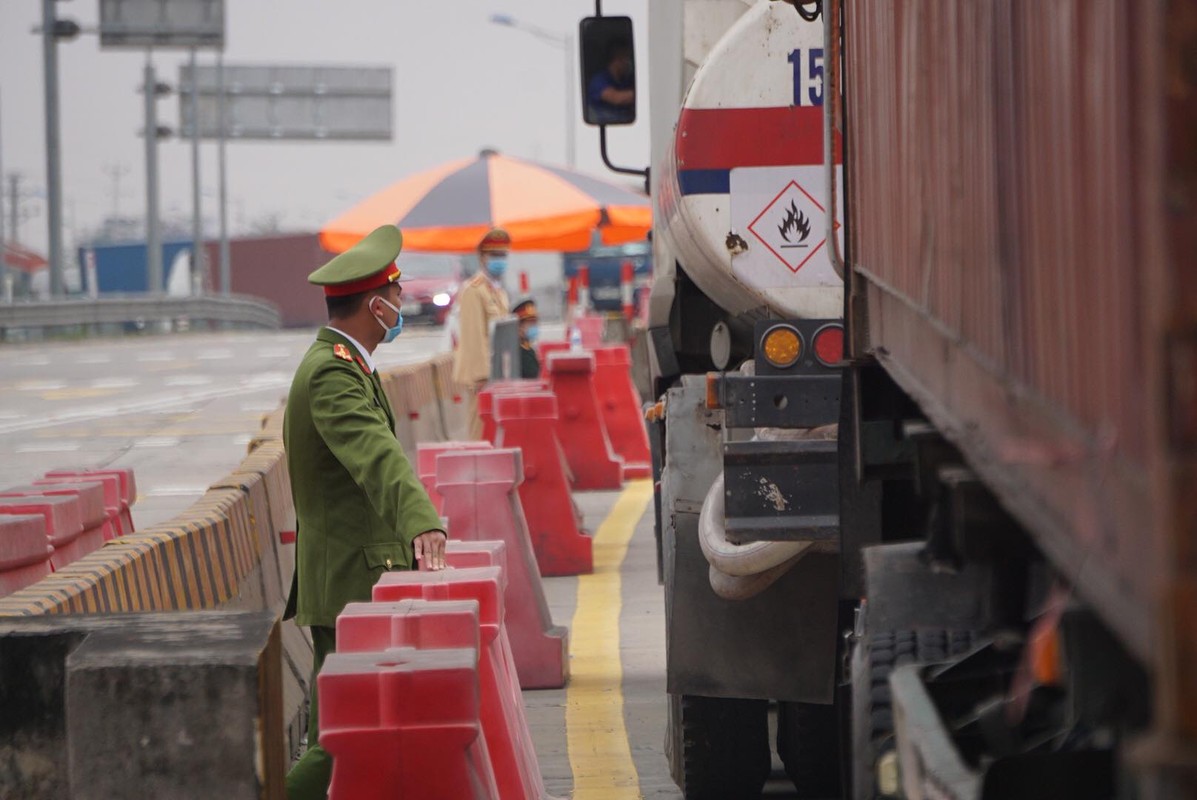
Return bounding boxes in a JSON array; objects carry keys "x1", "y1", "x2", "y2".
[
  {"x1": 282, "y1": 224, "x2": 447, "y2": 800},
  {"x1": 513, "y1": 298, "x2": 541, "y2": 379},
  {"x1": 586, "y1": 38, "x2": 635, "y2": 124}
]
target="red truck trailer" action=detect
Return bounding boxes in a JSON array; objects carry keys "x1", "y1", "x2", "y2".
[{"x1": 835, "y1": 1, "x2": 1197, "y2": 797}]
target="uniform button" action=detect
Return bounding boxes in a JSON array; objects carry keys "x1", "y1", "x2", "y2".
[{"x1": 385, "y1": 558, "x2": 393, "y2": 569}]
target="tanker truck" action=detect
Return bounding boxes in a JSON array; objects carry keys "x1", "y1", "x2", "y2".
[
  {"x1": 583, "y1": 2, "x2": 866, "y2": 797},
  {"x1": 584, "y1": 0, "x2": 1197, "y2": 798}
]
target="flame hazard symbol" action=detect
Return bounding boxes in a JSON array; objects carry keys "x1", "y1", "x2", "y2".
[{"x1": 778, "y1": 200, "x2": 811, "y2": 244}]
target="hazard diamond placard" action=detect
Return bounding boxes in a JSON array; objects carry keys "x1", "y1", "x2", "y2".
[
  {"x1": 747, "y1": 180, "x2": 837, "y2": 273},
  {"x1": 730, "y1": 166, "x2": 844, "y2": 292}
]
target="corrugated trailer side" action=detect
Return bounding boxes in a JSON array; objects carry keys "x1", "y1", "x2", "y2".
[{"x1": 842, "y1": 0, "x2": 1196, "y2": 759}]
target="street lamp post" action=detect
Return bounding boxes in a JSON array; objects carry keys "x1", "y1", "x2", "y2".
[{"x1": 489, "y1": 14, "x2": 576, "y2": 169}]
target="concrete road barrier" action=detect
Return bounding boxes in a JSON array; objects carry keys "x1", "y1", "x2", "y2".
[{"x1": 0, "y1": 611, "x2": 285, "y2": 800}]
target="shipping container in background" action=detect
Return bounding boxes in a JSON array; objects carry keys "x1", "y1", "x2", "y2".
[
  {"x1": 78, "y1": 233, "x2": 331, "y2": 328},
  {"x1": 221, "y1": 234, "x2": 332, "y2": 328},
  {"x1": 77, "y1": 240, "x2": 196, "y2": 295}
]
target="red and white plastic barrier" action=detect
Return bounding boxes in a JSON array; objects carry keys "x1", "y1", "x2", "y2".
[
  {"x1": 433, "y1": 448, "x2": 573, "y2": 685},
  {"x1": 0, "y1": 493, "x2": 87, "y2": 571},
  {"x1": 491, "y1": 394, "x2": 593, "y2": 578},
  {"x1": 416, "y1": 440, "x2": 493, "y2": 514},
  {"x1": 592, "y1": 345, "x2": 651, "y2": 479},
  {"x1": 43, "y1": 467, "x2": 136, "y2": 537},
  {"x1": 476, "y1": 380, "x2": 549, "y2": 444},
  {"x1": 34, "y1": 474, "x2": 128, "y2": 540},
  {"x1": 544, "y1": 352, "x2": 624, "y2": 490},
  {"x1": 320, "y1": 644, "x2": 500, "y2": 800},
  {"x1": 344, "y1": 571, "x2": 551, "y2": 799},
  {"x1": 0, "y1": 514, "x2": 53, "y2": 596}
]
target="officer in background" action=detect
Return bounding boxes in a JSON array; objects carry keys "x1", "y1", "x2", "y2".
[
  {"x1": 282, "y1": 224, "x2": 447, "y2": 800},
  {"x1": 512, "y1": 298, "x2": 541, "y2": 379},
  {"x1": 452, "y1": 228, "x2": 511, "y2": 438}
]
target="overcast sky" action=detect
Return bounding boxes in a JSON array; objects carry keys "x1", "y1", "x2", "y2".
[{"x1": 0, "y1": 0, "x2": 651, "y2": 254}]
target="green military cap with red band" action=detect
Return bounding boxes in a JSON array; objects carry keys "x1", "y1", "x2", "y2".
[{"x1": 309, "y1": 224, "x2": 404, "y2": 297}]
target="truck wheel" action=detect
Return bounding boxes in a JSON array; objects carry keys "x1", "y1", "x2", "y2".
[
  {"x1": 776, "y1": 700, "x2": 842, "y2": 798},
  {"x1": 666, "y1": 693, "x2": 771, "y2": 800},
  {"x1": 851, "y1": 629, "x2": 976, "y2": 799}
]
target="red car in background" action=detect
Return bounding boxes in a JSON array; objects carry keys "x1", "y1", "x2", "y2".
[{"x1": 397, "y1": 254, "x2": 473, "y2": 326}]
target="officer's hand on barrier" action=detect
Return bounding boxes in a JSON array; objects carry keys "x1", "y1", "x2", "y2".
[{"x1": 413, "y1": 530, "x2": 447, "y2": 571}]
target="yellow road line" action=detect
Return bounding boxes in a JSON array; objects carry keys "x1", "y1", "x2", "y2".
[{"x1": 566, "y1": 478, "x2": 653, "y2": 799}]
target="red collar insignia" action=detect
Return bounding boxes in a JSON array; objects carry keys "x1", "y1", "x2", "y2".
[
  {"x1": 355, "y1": 356, "x2": 371, "y2": 375},
  {"x1": 333, "y1": 343, "x2": 353, "y2": 362}
]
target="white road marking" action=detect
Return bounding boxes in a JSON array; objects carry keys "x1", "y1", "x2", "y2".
[
  {"x1": 143, "y1": 486, "x2": 208, "y2": 497},
  {"x1": 240, "y1": 401, "x2": 282, "y2": 413},
  {"x1": 257, "y1": 348, "x2": 291, "y2": 359},
  {"x1": 133, "y1": 437, "x2": 182, "y2": 448},
  {"x1": 136, "y1": 352, "x2": 175, "y2": 362},
  {"x1": 16, "y1": 441, "x2": 81, "y2": 453},
  {"x1": 0, "y1": 412, "x2": 25, "y2": 421},
  {"x1": 165, "y1": 375, "x2": 212, "y2": 387},
  {"x1": 198, "y1": 350, "x2": 233, "y2": 361},
  {"x1": 241, "y1": 372, "x2": 290, "y2": 387},
  {"x1": 17, "y1": 381, "x2": 67, "y2": 392},
  {"x1": 90, "y1": 378, "x2": 139, "y2": 390},
  {"x1": 23, "y1": 357, "x2": 51, "y2": 367},
  {"x1": 77, "y1": 354, "x2": 113, "y2": 365},
  {"x1": 0, "y1": 378, "x2": 293, "y2": 435}
]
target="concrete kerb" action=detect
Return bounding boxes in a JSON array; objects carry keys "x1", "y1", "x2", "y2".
[
  {"x1": 431, "y1": 352, "x2": 470, "y2": 441},
  {"x1": 381, "y1": 361, "x2": 446, "y2": 456}
]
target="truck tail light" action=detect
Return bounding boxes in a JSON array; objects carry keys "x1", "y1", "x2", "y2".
[
  {"x1": 813, "y1": 324, "x2": 844, "y2": 367},
  {"x1": 761, "y1": 324, "x2": 803, "y2": 369}
]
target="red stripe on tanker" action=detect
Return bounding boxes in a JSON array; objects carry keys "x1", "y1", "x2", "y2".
[{"x1": 658, "y1": 2, "x2": 844, "y2": 322}]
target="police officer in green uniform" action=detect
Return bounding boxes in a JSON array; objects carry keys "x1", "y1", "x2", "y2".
[
  {"x1": 282, "y1": 224, "x2": 446, "y2": 800},
  {"x1": 512, "y1": 298, "x2": 541, "y2": 379}
]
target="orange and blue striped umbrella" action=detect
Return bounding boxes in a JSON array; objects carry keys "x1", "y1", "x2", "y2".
[{"x1": 319, "y1": 149, "x2": 651, "y2": 253}]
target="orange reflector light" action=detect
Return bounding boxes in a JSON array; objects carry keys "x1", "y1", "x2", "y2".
[
  {"x1": 705, "y1": 372, "x2": 722, "y2": 409},
  {"x1": 813, "y1": 324, "x2": 844, "y2": 366},
  {"x1": 1029, "y1": 621, "x2": 1064, "y2": 687},
  {"x1": 762, "y1": 325, "x2": 802, "y2": 369}
]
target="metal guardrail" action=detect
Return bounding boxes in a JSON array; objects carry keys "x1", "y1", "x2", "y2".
[{"x1": 0, "y1": 294, "x2": 281, "y2": 340}]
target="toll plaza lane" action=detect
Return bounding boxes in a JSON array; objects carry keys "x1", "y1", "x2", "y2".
[
  {"x1": 0, "y1": 327, "x2": 805, "y2": 799},
  {"x1": 0, "y1": 328, "x2": 448, "y2": 527}
]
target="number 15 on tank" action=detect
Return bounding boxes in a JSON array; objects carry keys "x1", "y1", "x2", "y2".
[{"x1": 788, "y1": 48, "x2": 824, "y2": 107}]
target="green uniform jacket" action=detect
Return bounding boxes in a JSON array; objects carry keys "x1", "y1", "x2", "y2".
[
  {"x1": 283, "y1": 328, "x2": 444, "y2": 628},
  {"x1": 520, "y1": 342, "x2": 540, "y2": 379}
]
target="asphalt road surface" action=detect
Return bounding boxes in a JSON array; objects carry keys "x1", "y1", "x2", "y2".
[
  {"x1": 0, "y1": 325, "x2": 812, "y2": 799},
  {"x1": 0, "y1": 326, "x2": 452, "y2": 527}
]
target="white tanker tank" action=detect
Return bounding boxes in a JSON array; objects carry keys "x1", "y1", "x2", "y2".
[{"x1": 655, "y1": 1, "x2": 842, "y2": 324}]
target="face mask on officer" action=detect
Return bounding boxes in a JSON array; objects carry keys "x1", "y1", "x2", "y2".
[
  {"x1": 524, "y1": 323, "x2": 539, "y2": 342},
  {"x1": 372, "y1": 296, "x2": 404, "y2": 343},
  {"x1": 485, "y1": 257, "x2": 508, "y2": 279}
]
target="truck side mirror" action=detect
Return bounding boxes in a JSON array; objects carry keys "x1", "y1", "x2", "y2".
[{"x1": 579, "y1": 16, "x2": 636, "y2": 126}]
